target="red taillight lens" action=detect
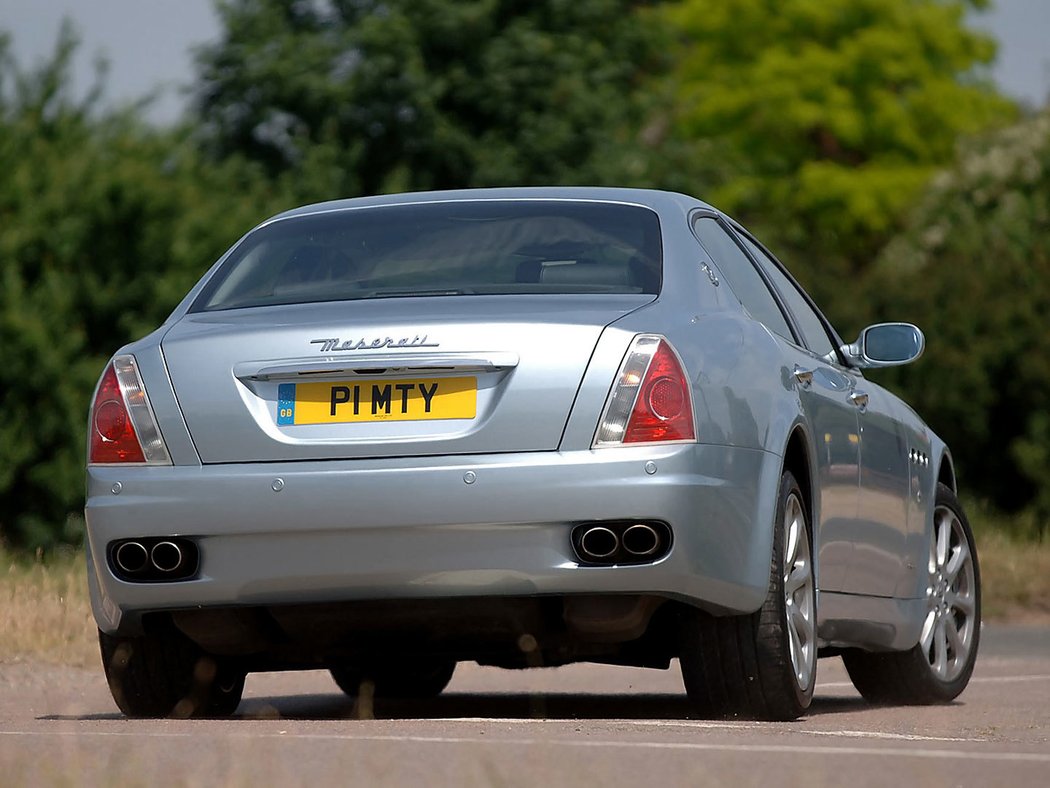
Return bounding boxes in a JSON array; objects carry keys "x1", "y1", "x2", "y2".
[
  {"x1": 90, "y1": 364, "x2": 146, "y2": 463},
  {"x1": 623, "y1": 340, "x2": 695, "y2": 443},
  {"x1": 594, "y1": 335, "x2": 696, "y2": 446},
  {"x1": 647, "y1": 376, "x2": 686, "y2": 420},
  {"x1": 88, "y1": 355, "x2": 171, "y2": 465}
]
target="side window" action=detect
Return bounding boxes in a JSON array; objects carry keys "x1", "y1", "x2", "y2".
[
  {"x1": 737, "y1": 233, "x2": 840, "y2": 360},
  {"x1": 692, "y1": 217, "x2": 794, "y2": 341}
]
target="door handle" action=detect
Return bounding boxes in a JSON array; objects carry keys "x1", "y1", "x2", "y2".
[
  {"x1": 793, "y1": 367, "x2": 814, "y2": 389},
  {"x1": 850, "y1": 391, "x2": 869, "y2": 410}
]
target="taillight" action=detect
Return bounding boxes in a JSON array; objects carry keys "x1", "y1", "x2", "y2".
[
  {"x1": 89, "y1": 355, "x2": 171, "y2": 465},
  {"x1": 594, "y1": 335, "x2": 696, "y2": 446}
]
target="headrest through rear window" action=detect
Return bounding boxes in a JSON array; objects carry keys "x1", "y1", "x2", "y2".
[{"x1": 538, "y1": 262, "x2": 633, "y2": 287}]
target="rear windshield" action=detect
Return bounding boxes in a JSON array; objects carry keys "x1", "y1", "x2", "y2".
[{"x1": 191, "y1": 200, "x2": 663, "y2": 311}]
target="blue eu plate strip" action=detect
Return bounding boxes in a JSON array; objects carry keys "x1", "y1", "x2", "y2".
[{"x1": 277, "y1": 383, "x2": 296, "y2": 425}]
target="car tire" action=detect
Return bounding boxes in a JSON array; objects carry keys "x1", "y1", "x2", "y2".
[
  {"x1": 329, "y1": 659, "x2": 456, "y2": 700},
  {"x1": 842, "y1": 483, "x2": 981, "y2": 705},
  {"x1": 679, "y1": 470, "x2": 817, "y2": 720},
  {"x1": 99, "y1": 625, "x2": 246, "y2": 718}
]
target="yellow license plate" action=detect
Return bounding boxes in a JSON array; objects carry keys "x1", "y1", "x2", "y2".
[
  {"x1": 277, "y1": 376, "x2": 478, "y2": 426},
  {"x1": 276, "y1": 377, "x2": 476, "y2": 425}
]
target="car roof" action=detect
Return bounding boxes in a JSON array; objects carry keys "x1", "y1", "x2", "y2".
[{"x1": 266, "y1": 187, "x2": 714, "y2": 226}]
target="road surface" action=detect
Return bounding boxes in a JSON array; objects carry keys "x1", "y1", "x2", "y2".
[{"x1": 0, "y1": 624, "x2": 1047, "y2": 786}]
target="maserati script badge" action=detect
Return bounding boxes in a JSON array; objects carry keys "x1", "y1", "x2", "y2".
[{"x1": 310, "y1": 335, "x2": 439, "y2": 352}]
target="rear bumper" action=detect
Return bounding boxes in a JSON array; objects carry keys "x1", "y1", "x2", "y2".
[{"x1": 85, "y1": 444, "x2": 781, "y2": 635}]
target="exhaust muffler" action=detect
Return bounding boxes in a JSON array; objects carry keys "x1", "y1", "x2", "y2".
[
  {"x1": 114, "y1": 541, "x2": 149, "y2": 574},
  {"x1": 150, "y1": 541, "x2": 184, "y2": 573},
  {"x1": 579, "y1": 526, "x2": 620, "y2": 559},
  {"x1": 622, "y1": 523, "x2": 660, "y2": 556},
  {"x1": 571, "y1": 520, "x2": 672, "y2": 566}
]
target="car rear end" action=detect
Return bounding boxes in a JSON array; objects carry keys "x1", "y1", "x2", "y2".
[{"x1": 84, "y1": 193, "x2": 780, "y2": 672}]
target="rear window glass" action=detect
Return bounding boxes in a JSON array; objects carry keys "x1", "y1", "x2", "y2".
[{"x1": 192, "y1": 200, "x2": 663, "y2": 311}]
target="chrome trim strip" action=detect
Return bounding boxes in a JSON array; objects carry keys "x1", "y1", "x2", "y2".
[{"x1": 235, "y1": 352, "x2": 520, "y2": 381}]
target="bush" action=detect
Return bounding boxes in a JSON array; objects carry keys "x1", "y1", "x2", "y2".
[
  {"x1": 0, "y1": 30, "x2": 282, "y2": 549},
  {"x1": 868, "y1": 111, "x2": 1050, "y2": 537}
]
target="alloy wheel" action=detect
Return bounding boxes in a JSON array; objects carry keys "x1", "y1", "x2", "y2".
[
  {"x1": 921, "y1": 505, "x2": 977, "y2": 682},
  {"x1": 783, "y1": 491, "x2": 816, "y2": 692}
]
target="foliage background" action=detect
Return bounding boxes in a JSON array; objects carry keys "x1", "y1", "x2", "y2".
[{"x1": 0, "y1": 0, "x2": 1045, "y2": 549}]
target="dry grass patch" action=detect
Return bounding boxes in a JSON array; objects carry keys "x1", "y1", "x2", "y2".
[
  {"x1": 974, "y1": 529, "x2": 1050, "y2": 622},
  {"x1": 0, "y1": 548, "x2": 97, "y2": 667}
]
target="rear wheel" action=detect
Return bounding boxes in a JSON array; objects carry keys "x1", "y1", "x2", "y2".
[
  {"x1": 329, "y1": 659, "x2": 456, "y2": 700},
  {"x1": 679, "y1": 470, "x2": 816, "y2": 720},
  {"x1": 843, "y1": 483, "x2": 980, "y2": 705},
  {"x1": 99, "y1": 625, "x2": 245, "y2": 718}
]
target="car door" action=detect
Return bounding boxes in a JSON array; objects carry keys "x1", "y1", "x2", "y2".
[
  {"x1": 691, "y1": 216, "x2": 860, "y2": 592},
  {"x1": 733, "y1": 231, "x2": 911, "y2": 598},
  {"x1": 850, "y1": 381, "x2": 914, "y2": 596}
]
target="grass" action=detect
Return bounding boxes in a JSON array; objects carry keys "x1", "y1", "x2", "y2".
[
  {"x1": 0, "y1": 547, "x2": 97, "y2": 667},
  {"x1": 966, "y1": 497, "x2": 1050, "y2": 621},
  {"x1": 1, "y1": 524, "x2": 1047, "y2": 667},
  {"x1": 972, "y1": 529, "x2": 1050, "y2": 621}
]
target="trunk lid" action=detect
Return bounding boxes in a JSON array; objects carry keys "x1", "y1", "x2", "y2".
[{"x1": 161, "y1": 295, "x2": 651, "y2": 463}]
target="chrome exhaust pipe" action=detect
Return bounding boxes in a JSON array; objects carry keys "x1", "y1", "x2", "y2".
[
  {"x1": 150, "y1": 541, "x2": 183, "y2": 573},
  {"x1": 115, "y1": 541, "x2": 149, "y2": 574},
  {"x1": 579, "y1": 526, "x2": 619, "y2": 559},
  {"x1": 622, "y1": 523, "x2": 660, "y2": 557}
]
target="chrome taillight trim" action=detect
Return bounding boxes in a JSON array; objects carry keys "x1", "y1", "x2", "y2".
[
  {"x1": 593, "y1": 335, "x2": 661, "y2": 447},
  {"x1": 111, "y1": 354, "x2": 172, "y2": 465}
]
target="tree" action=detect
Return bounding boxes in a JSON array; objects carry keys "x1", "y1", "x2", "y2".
[
  {"x1": 662, "y1": 0, "x2": 1015, "y2": 323},
  {"x1": 192, "y1": 0, "x2": 670, "y2": 198},
  {"x1": 0, "y1": 27, "x2": 283, "y2": 549},
  {"x1": 1, "y1": 2, "x2": 668, "y2": 550},
  {"x1": 867, "y1": 110, "x2": 1050, "y2": 536}
]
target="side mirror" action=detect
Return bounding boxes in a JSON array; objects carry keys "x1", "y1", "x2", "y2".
[{"x1": 842, "y1": 323, "x2": 925, "y2": 369}]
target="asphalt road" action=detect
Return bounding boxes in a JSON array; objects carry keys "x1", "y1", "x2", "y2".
[{"x1": 1, "y1": 624, "x2": 1047, "y2": 787}]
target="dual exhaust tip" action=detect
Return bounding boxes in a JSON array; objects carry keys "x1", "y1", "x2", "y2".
[
  {"x1": 110, "y1": 537, "x2": 199, "y2": 582},
  {"x1": 572, "y1": 521, "x2": 672, "y2": 565}
]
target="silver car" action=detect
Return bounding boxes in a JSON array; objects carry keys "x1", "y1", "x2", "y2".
[{"x1": 85, "y1": 187, "x2": 980, "y2": 720}]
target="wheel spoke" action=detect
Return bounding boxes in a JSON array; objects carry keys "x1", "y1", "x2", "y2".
[
  {"x1": 936, "y1": 512, "x2": 950, "y2": 571},
  {"x1": 786, "y1": 561, "x2": 809, "y2": 595},
  {"x1": 785, "y1": 511, "x2": 800, "y2": 570},
  {"x1": 933, "y1": 618, "x2": 948, "y2": 677},
  {"x1": 945, "y1": 615, "x2": 966, "y2": 662},
  {"x1": 788, "y1": 613, "x2": 801, "y2": 656},
  {"x1": 789, "y1": 598, "x2": 814, "y2": 685},
  {"x1": 947, "y1": 590, "x2": 975, "y2": 616},
  {"x1": 920, "y1": 608, "x2": 936, "y2": 653},
  {"x1": 790, "y1": 600, "x2": 810, "y2": 633},
  {"x1": 945, "y1": 542, "x2": 970, "y2": 586}
]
